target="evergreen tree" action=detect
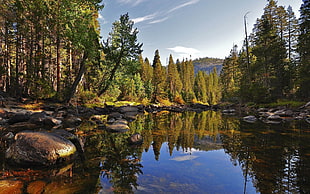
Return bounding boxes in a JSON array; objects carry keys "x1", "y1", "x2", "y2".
[
  {"x1": 98, "y1": 13, "x2": 143, "y2": 96},
  {"x1": 0, "y1": 0, "x2": 103, "y2": 101},
  {"x1": 251, "y1": 0, "x2": 287, "y2": 101},
  {"x1": 207, "y1": 68, "x2": 221, "y2": 105},
  {"x1": 179, "y1": 59, "x2": 196, "y2": 102},
  {"x1": 297, "y1": 0, "x2": 310, "y2": 100},
  {"x1": 167, "y1": 54, "x2": 183, "y2": 102},
  {"x1": 220, "y1": 45, "x2": 241, "y2": 101},
  {"x1": 140, "y1": 57, "x2": 153, "y2": 99},
  {"x1": 194, "y1": 71, "x2": 207, "y2": 103},
  {"x1": 152, "y1": 50, "x2": 167, "y2": 102}
]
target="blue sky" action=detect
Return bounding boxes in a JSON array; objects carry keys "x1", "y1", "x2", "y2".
[{"x1": 99, "y1": 0, "x2": 302, "y2": 64}]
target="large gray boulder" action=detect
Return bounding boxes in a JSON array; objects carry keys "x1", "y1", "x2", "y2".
[{"x1": 5, "y1": 131, "x2": 77, "y2": 166}]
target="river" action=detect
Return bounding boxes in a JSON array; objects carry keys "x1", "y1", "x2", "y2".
[{"x1": 1, "y1": 111, "x2": 310, "y2": 193}]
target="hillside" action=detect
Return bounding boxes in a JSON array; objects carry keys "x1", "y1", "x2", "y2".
[{"x1": 193, "y1": 57, "x2": 224, "y2": 75}]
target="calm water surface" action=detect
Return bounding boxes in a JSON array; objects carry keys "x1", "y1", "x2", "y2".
[{"x1": 1, "y1": 111, "x2": 310, "y2": 193}]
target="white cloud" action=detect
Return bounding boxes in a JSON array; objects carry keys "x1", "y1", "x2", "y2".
[
  {"x1": 167, "y1": 46, "x2": 201, "y2": 60},
  {"x1": 167, "y1": 46, "x2": 200, "y2": 55},
  {"x1": 116, "y1": 0, "x2": 147, "y2": 6},
  {"x1": 131, "y1": 0, "x2": 200, "y2": 25},
  {"x1": 132, "y1": 13, "x2": 157, "y2": 24},
  {"x1": 168, "y1": 0, "x2": 200, "y2": 13},
  {"x1": 149, "y1": 16, "x2": 169, "y2": 24}
]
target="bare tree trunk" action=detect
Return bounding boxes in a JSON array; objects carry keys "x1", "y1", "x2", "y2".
[{"x1": 64, "y1": 52, "x2": 88, "y2": 103}]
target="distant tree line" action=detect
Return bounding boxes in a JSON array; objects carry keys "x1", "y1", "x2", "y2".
[
  {"x1": 137, "y1": 50, "x2": 221, "y2": 105},
  {"x1": 221, "y1": 0, "x2": 310, "y2": 103}
]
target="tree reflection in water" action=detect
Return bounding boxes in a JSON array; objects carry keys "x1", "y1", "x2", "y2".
[
  {"x1": 220, "y1": 119, "x2": 310, "y2": 194},
  {"x1": 97, "y1": 111, "x2": 310, "y2": 193},
  {"x1": 99, "y1": 132, "x2": 143, "y2": 193}
]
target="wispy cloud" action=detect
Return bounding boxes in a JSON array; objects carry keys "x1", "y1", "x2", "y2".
[
  {"x1": 149, "y1": 16, "x2": 169, "y2": 24},
  {"x1": 132, "y1": 0, "x2": 200, "y2": 25},
  {"x1": 116, "y1": 0, "x2": 147, "y2": 6},
  {"x1": 132, "y1": 13, "x2": 157, "y2": 24},
  {"x1": 168, "y1": 0, "x2": 200, "y2": 13}
]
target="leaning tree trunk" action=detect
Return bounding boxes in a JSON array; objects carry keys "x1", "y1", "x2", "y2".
[{"x1": 64, "y1": 52, "x2": 88, "y2": 103}]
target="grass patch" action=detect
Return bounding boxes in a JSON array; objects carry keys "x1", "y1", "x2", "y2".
[
  {"x1": 259, "y1": 100, "x2": 305, "y2": 109},
  {"x1": 20, "y1": 102, "x2": 44, "y2": 111}
]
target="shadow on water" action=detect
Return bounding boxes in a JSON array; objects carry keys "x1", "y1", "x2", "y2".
[{"x1": 0, "y1": 111, "x2": 310, "y2": 193}]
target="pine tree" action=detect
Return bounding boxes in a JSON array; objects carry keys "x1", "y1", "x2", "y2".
[
  {"x1": 98, "y1": 13, "x2": 143, "y2": 97},
  {"x1": 207, "y1": 68, "x2": 221, "y2": 105},
  {"x1": 152, "y1": 50, "x2": 166, "y2": 102},
  {"x1": 179, "y1": 59, "x2": 196, "y2": 102},
  {"x1": 194, "y1": 71, "x2": 207, "y2": 103},
  {"x1": 251, "y1": 0, "x2": 287, "y2": 101},
  {"x1": 297, "y1": 0, "x2": 310, "y2": 100},
  {"x1": 167, "y1": 54, "x2": 183, "y2": 102},
  {"x1": 140, "y1": 57, "x2": 153, "y2": 99},
  {"x1": 220, "y1": 45, "x2": 240, "y2": 101}
]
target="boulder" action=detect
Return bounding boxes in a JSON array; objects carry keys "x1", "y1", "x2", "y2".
[
  {"x1": 123, "y1": 111, "x2": 138, "y2": 121},
  {"x1": 0, "y1": 180, "x2": 24, "y2": 194},
  {"x1": 29, "y1": 112, "x2": 47, "y2": 124},
  {"x1": 8, "y1": 113, "x2": 30, "y2": 124},
  {"x1": 243, "y1": 115, "x2": 257, "y2": 123},
  {"x1": 43, "y1": 116, "x2": 62, "y2": 127},
  {"x1": 274, "y1": 109, "x2": 293, "y2": 117},
  {"x1": 113, "y1": 119, "x2": 128, "y2": 125},
  {"x1": 52, "y1": 129, "x2": 84, "y2": 154},
  {"x1": 264, "y1": 115, "x2": 284, "y2": 124},
  {"x1": 118, "y1": 106, "x2": 139, "y2": 114},
  {"x1": 5, "y1": 131, "x2": 77, "y2": 166},
  {"x1": 8, "y1": 122, "x2": 39, "y2": 131},
  {"x1": 107, "y1": 112, "x2": 122, "y2": 120},
  {"x1": 106, "y1": 119, "x2": 130, "y2": 133},
  {"x1": 63, "y1": 115, "x2": 82, "y2": 128},
  {"x1": 222, "y1": 109, "x2": 236, "y2": 115}
]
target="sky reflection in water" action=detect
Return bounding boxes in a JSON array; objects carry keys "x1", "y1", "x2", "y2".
[{"x1": 137, "y1": 145, "x2": 257, "y2": 194}]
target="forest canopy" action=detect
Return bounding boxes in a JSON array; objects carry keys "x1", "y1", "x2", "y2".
[{"x1": 0, "y1": 0, "x2": 309, "y2": 105}]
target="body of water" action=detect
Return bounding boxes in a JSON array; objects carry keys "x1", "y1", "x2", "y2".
[{"x1": 1, "y1": 111, "x2": 310, "y2": 193}]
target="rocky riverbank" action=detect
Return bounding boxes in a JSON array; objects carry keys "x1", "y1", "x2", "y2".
[
  {"x1": 0, "y1": 96, "x2": 309, "y2": 167},
  {"x1": 0, "y1": 97, "x2": 218, "y2": 167}
]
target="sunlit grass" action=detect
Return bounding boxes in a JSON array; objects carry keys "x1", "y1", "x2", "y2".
[
  {"x1": 20, "y1": 102, "x2": 44, "y2": 111},
  {"x1": 262, "y1": 100, "x2": 305, "y2": 108}
]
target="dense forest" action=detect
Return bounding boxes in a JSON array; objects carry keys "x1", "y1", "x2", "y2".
[
  {"x1": 221, "y1": 0, "x2": 310, "y2": 103},
  {"x1": 0, "y1": 0, "x2": 309, "y2": 105}
]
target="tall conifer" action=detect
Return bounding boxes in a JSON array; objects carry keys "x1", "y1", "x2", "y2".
[{"x1": 297, "y1": 0, "x2": 310, "y2": 99}]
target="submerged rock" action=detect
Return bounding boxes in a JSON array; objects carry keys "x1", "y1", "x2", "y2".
[
  {"x1": 0, "y1": 180, "x2": 24, "y2": 194},
  {"x1": 5, "y1": 131, "x2": 77, "y2": 166}
]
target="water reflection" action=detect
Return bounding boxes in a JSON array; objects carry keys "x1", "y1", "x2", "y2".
[
  {"x1": 0, "y1": 111, "x2": 309, "y2": 193},
  {"x1": 98, "y1": 111, "x2": 310, "y2": 193},
  {"x1": 221, "y1": 120, "x2": 310, "y2": 194},
  {"x1": 99, "y1": 132, "x2": 143, "y2": 193}
]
